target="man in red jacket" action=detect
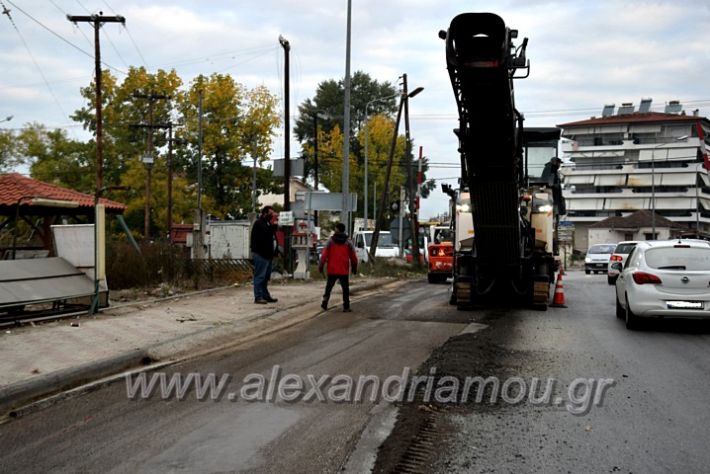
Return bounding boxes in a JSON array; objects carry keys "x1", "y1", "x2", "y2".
[{"x1": 319, "y1": 223, "x2": 358, "y2": 312}]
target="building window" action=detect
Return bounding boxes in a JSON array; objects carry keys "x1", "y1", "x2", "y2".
[
  {"x1": 644, "y1": 233, "x2": 658, "y2": 240},
  {"x1": 624, "y1": 232, "x2": 634, "y2": 241}
]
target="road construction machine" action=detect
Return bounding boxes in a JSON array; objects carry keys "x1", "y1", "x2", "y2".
[{"x1": 439, "y1": 13, "x2": 563, "y2": 309}]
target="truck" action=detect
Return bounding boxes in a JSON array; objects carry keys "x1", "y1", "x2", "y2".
[
  {"x1": 353, "y1": 230, "x2": 400, "y2": 263},
  {"x1": 440, "y1": 13, "x2": 563, "y2": 309}
]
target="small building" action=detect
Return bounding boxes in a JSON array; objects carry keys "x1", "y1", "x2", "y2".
[
  {"x1": 0, "y1": 173, "x2": 126, "y2": 257},
  {"x1": 587, "y1": 210, "x2": 684, "y2": 246}
]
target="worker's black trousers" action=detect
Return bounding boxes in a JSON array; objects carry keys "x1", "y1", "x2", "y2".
[{"x1": 323, "y1": 274, "x2": 350, "y2": 309}]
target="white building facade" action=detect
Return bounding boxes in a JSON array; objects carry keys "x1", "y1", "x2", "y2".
[{"x1": 558, "y1": 100, "x2": 710, "y2": 251}]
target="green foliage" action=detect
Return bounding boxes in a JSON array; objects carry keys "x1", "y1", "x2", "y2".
[{"x1": 295, "y1": 71, "x2": 435, "y2": 216}]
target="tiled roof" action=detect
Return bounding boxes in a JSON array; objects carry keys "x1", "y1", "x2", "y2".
[
  {"x1": 0, "y1": 173, "x2": 127, "y2": 212},
  {"x1": 558, "y1": 112, "x2": 708, "y2": 128},
  {"x1": 589, "y1": 210, "x2": 684, "y2": 229}
]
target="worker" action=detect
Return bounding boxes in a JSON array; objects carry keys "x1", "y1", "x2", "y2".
[
  {"x1": 319, "y1": 222, "x2": 358, "y2": 312},
  {"x1": 541, "y1": 157, "x2": 566, "y2": 215},
  {"x1": 250, "y1": 206, "x2": 278, "y2": 304}
]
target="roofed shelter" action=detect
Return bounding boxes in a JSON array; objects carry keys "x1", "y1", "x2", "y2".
[{"x1": 0, "y1": 173, "x2": 127, "y2": 258}]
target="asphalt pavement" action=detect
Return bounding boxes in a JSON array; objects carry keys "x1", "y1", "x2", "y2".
[{"x1": 380, "y1": 271, "x2": 710, "y2": 473}]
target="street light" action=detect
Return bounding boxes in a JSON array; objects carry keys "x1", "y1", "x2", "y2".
[
  {"x1": 651, "y1": 135, "x2": 689, "y2": 237},
  {"x1": 364, "y1": 93, "x2": 399, "y2": 230}
]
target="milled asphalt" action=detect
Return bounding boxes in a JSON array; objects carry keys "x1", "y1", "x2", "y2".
[{"x1": 0, "y1": 276, "x2": 400, "y2": 416}]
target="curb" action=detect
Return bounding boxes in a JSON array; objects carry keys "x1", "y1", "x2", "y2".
[
  {"x1": 0, "y1": 277, "x2": 405, "y2": 417},
  {"x1": 0, "y1": 349, "x2": 149, "y2": 416}
]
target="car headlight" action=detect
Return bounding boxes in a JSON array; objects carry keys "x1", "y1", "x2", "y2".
[{"x1": 585, "y1": 257, "x2": 591, "y2": 263}]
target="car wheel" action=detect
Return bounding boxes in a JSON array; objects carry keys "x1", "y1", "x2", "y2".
[
  {"x1": 585, "y1": 269, "x2": 591, "y2": 275},
  {"x1": 625, "y1": 295, "x2": 640, "y2": 330},
  {"x1": 607, "y1": 275, "x2": 616, "y2": 285},
  {"x1": 616, "y1": 296, "x2": 625, "y2": 319}
]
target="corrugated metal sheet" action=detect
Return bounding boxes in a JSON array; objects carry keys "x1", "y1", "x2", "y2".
[{"x1": 0, "y1": 257, "x2": 94, "y2": 308}]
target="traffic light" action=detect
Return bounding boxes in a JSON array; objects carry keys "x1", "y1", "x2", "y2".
[{"x1": 390, "y1": 200, "x2": 400, "y2": 213}]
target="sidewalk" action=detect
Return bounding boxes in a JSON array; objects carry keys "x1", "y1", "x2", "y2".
[{"x1": 0, "y1": 275, "x2": 401, "y2": 415}]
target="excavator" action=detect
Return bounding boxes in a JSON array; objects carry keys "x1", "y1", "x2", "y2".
[{"x1": 439, "y1": 13, "x2": 563, "y2": 309}]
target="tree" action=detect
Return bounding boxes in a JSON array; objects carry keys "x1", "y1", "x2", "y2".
[
  {"x1": 0, "y1": 128, "x2": 19, "y2": 172},
  {"x1": 295, "y1": 72, "x2": 398, "y2": 186},
  {"x1": 176, "y1": 74, "x2": 281, "y2": 219}
]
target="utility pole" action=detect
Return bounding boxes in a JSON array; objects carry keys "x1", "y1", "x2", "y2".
[
  {"x1": 66, "y1": 12, "x2": 125, "y2": 201},
  {"x1": 341, "y1": 0, "x2": 353, "y2": 234},
  {"x1": 67, "y1": 12, "x2": 124, "y2": 315},
  {"x1": 313, "y1": 112, "x2": 320, "y2": 226},
  {"x1": 403, "y1": 73, "x2": 421, "y2": 265},
  {"x1": 369, "y1": 95, "x2": 404, "y2": 260},
  {"x1": 279, "y1": 36, "x2": 291, "y2": 211},
  {"x1": 132, "y1": 91, "x2": 170, "y2": 239},
  {"x1": 279, "y1": 35, "x2": 292, "y2": 275}
]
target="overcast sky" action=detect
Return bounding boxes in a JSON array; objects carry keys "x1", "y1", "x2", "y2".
[{"x1": 2, "y1": 0, "x2": 709, "y2": 218}]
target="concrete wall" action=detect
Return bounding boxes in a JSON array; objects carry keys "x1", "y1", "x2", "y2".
[{"x1": 586, "y1": 226, "x2": 674, "y2": 249}]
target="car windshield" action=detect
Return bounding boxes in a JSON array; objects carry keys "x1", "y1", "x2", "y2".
[
  {"x1": 589, "y1": 244, "x2": 616, "y2": 254},
  {"x1": 645, "y1": 247, "x2": 710, "y2": 271},
  {"x1": 365, "y1": 233, "x2": 393, "y2": 247},
  {"x1": 614, "y1": 243, "x2": 637, "y2": 254}
]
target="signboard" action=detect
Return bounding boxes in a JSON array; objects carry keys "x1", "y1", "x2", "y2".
[
  {"x1": 279, "y1": 211, "x2": 295, "y2": 226},
  {"x1": 298, "y1": 191, "x2": 358, "y2": 212},
  {"x1": 272, "y1": 158, "x2": 304, "y2": 177}
]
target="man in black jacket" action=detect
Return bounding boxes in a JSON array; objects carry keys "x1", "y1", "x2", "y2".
[{"x1": 251, "y1": 206, "x2": 278, "y2": 304}]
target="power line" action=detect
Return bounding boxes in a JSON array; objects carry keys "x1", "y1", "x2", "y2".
[
  {"x1": 1, "y1": 1, "x2": 69, "y2": 122},
  {"x1": 4, "y1": 0, "x2": 126, "y2": 76},
  {"x1": 100, "y1": 0, "x2": 148, "y2": 67}
]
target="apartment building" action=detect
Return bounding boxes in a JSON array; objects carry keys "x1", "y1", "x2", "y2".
[{"x1": 557, "y1": 99, "x2": 710, "y2": 251}]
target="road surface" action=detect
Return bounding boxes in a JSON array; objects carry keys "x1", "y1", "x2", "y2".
[{"x1": 2, "y1": 273, "x2": 709, "y2": 473}]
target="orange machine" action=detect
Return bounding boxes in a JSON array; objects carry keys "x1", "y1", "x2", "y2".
[{"x1": 427, "y1": 241, "x2": 454, "y2": 283}]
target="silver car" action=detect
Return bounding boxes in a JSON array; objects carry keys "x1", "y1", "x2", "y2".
[
  {"x1": 585, "y1": 243, "x2": 617, "y2": 274},
  {"x1": 613, "y1": 240, "x2": 710, "y2": 329}
]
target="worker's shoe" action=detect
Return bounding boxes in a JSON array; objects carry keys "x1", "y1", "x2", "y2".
[
  {"x1": 265, "y1": 296, "x2": 278, "y2": 303},
  {"x1": 321, "y1": 299, "x2": 328, "y2": 311},
  {"x1": 254, "y1": 298, "x2": 268, "y2": 305},
  {"x1": 343, "y1": 307, "x2": 352, "y2": 313}
]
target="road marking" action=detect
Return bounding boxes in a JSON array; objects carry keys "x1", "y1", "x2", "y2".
[
  {"x1": 342, "y1": 402, "x2": 399, "y2": 473},
  {"x1": 459, "y1": 323, "x2": 488, "y2": 335}
]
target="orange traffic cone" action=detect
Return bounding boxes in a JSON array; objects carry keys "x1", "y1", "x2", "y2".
[{"x1": 550, "y1": 272, "x2": 567, "y2": 308}]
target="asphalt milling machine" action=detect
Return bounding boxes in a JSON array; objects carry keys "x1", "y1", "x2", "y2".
[{"x1": 439, "y1": 13, "x2": 564, "y2": 310}]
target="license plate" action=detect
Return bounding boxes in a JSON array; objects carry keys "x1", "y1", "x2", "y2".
[{"x1": 666, "y1": 301, "x2": 704, "y2": 310}]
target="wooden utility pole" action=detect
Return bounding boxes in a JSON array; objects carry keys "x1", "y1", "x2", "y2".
[
  {"x1": 403, "y1": 74, "x2": 421, "y2": 265},
  {"x1": 66, "y1": 13, "x2": 125, "y2": 201},
  {"x1": 132, "y1": 91, "x2": 170, "y2": 239},
  {"x1": 67, "y1": 12, "x2": 124, "y2": 314},
  {"x1": 369, "y1": 95, "x2": 404, "y2": 260}
]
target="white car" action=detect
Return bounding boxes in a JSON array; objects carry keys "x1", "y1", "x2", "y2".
[
  {"x1": 613, "y1": 240, "x2": 710, "y2": 329},
  {"x1": 585, "y1": 243, "x2": 617, "y2": 274},
  {"x1": 607, "y1": 241, "x2": 639, "y2": 285}
]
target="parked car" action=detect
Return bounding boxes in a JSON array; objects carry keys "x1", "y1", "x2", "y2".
[
  {"x1": 585, "y1": 243, "x2": 617, "y2": 274},
  {"x1": 613, "y1": 240, "x2": 710, "y2": 329},
  {"x1": 607, "y1": 241, "x2": 639, "y2": 285}
]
